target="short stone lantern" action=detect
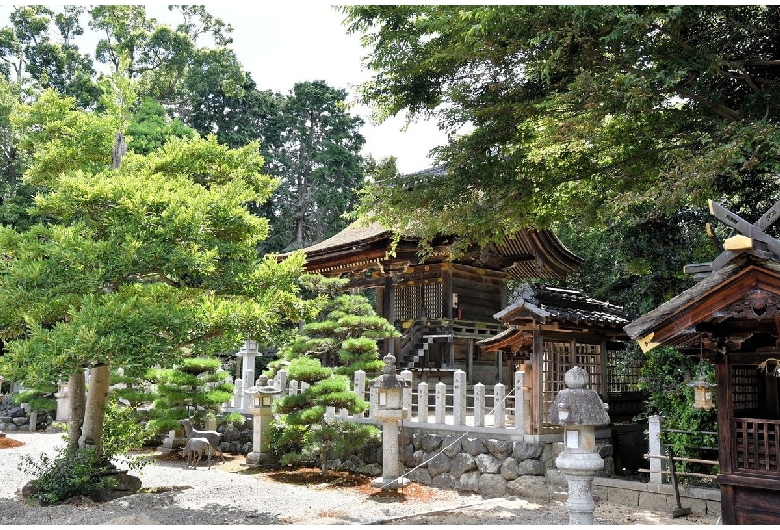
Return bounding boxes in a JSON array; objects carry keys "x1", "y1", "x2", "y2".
[
  {"x1": 549, "y1": 366, "x2": 610, "y2": 525},
  {"x1": 244, "y1": 375, "x2": 282, "y2": 467},
  {"x1": 370, "y1": 354, "x2": 411, "y2": 489}
]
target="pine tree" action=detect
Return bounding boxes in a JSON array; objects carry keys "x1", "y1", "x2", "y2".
[{"x1": 267, "y1": 274, "x2": 399, "y2": 477}]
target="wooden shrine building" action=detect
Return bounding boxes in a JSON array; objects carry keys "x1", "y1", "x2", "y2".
[
  {"x1": 293, "y1": 220, "x2": 582, "y2": 387},
  {"x1": 478, "y1": 284, "x2": 639, "y2": 436},
  {"x1": 625, "y1": 200, "x2": 780, "y2": 525}
]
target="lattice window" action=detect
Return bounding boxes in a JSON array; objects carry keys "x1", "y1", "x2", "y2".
[
  {"x1": 541, "y1": 340, "x2": 603, "y2": 426},
  {"x1": 607, "y1": 348, "x2": 642, "y2": 394},
  {"x1": 732, "y1": 365, "x2": 760, "y2": 411},
  {"x1": 394, "y1": 283, "x2": 443, "y2": 321}
]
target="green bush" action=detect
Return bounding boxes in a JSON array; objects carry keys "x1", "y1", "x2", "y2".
[
  {"x1": 102, "y1": 400, "x2": 154, "y2": 472},
  {"x1": 221, "y1": 411, "x2": 246, "y2": 428},
  {"x1": 18, "y1": 446, "x2": 116, "y2": 505}
]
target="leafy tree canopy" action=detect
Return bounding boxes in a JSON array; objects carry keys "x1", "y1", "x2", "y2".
[{"x1": 343, "y1": 5, "x2": 780, "y2": 247}]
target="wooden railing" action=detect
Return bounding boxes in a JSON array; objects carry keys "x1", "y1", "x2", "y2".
[{"x1": 734, "y1": 417, "x2": 780, "y2": 474}]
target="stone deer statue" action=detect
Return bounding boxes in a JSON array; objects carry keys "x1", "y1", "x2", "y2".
[
  {"x1": 183, "y1": 437, "x2": 213, "y2": 469},
  {"x1": 178, "y1": 418, "x2": 225, "y2": 463}
]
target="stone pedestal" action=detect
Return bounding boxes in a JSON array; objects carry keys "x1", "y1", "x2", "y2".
[
  {"x1": 370, "y1": 354, "x2": 411, "y2": 490},
  {"x1": 245, "y1": 407, "x2": 274, "y2": 467},
  {"x1": 556, "y1": 449, "x2": 604, "y2": 524},
  {"x1": 158, "y1": 428, "x2": 188, "y2": 454}
]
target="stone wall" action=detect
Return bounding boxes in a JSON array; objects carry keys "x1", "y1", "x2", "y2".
[
  {"x1": 0, "y1": 396, "x2": 52, "y2": 432},
  {"x1": 326, "y1": 427, "x2": 615, "y2": 500}
]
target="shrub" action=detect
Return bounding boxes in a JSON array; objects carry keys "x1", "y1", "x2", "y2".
[
  {"x1": 18, "y1": 446, "x2": 116, "y2": 505},
  {"x1": 221, "y1": 411, "x2": 246, "y2": 428}
]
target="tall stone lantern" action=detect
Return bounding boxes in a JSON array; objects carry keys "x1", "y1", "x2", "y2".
[
  {"x1": 548, "y1": 366, "x2": 610, "y2": 525},
  {"x1": 370, "y1": 354, "x2": 411, "y2": 490},
  {"x1": 244, "y1": 375, "x2": 282, "y2": 468}
]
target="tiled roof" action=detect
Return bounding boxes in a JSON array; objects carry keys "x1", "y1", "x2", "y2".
[{"x1": 495, "y1": 284, "x2": 628, "y2": 328}]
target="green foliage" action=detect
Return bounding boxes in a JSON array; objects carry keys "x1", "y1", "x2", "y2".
[
  {"x1": 126, "y1": 97, "x2": 195, "y2": 155},
  {"x1": 102, "y1": 399, "x2": 153, "y2": 473},
  {"x1": 638, "y1": 346, "x2": 718, "y2": 482},
  {"x1": 344, "y1": 5, "x2": 780, "y2": 258},
  {"x1": 146, "y1": 357, "x2": 233, "y2": 433},
  {"x1": 18, "y1": 446, "x2": 116, "y2": 505},
  {"x1": 221, "y1": 411, "x2": 246, "y2": 429},
  {"x1": 12, "y1": 384, "x2": 57, "y2": 412}
]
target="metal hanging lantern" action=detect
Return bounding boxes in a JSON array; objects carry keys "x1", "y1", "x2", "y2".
[{"x1": 690, "y1": 375, "x2": 714, "y2": 410}]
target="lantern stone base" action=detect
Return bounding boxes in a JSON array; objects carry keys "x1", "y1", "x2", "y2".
[
  {"x1": 158, "y1": 430, "x2": 188, "y2": 454},
  {"x1": 371, "y1": 476, "x2": 410, "y2": 490},
  {"x1": 556, "y1": 451, "x2": 604, "y2": 525}
]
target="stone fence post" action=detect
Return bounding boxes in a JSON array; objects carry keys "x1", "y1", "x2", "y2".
[
  {"x1": 514, "y1": 369, "x2": 525, "y2": 433},
  {"x1": 435, "y1": 381, "x2": 446, "y2": 424},
  {"x1": 418, "y1": 382, "x2": 429, "y2": 423},
  {"x1": 400, "y1": 369, "x2": 412, "y2": 413},
  {"x1": 453, "y1": 370, "x2": 466, "y2": 425},
  {"x1": 649, "y1": 415, "x2": 665, "y2": 484},
  {"x1": 354, "y1": 370, "x2": 366, "y2": 401},
  {"x1": 493, "y1": 383, "x2": 505, "y2": 428},
  {"x1": 474, "y1": 382, "x2": 485, "y2": 427}
]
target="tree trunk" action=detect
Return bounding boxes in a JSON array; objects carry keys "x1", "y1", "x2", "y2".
[
  {"x1": 78, "y1": 364, "x2": 111, "y2": 455},
  {"x1": 66, "y1": 370, "x2": 86, "y2": 452},
  {"x1": 320, "y1": 444, "x2": 329, "y2": 479}
]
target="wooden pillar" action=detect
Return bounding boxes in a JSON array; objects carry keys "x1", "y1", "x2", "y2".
[
  {"x1": 467, "y1": 340, "x2": 474, "y2": 385},
  {"x1": 600, "y1": 338, "x2": 609, "y2": 401},
  {"x1": 532, "y1": 326, "x2": 543, "y2": 435},
  {"x1": 717, "y1": 353, "x2": 734, "y2": 524},
  {"x1": 443, "y1": 267, "x2": 453, "y2": 319}
]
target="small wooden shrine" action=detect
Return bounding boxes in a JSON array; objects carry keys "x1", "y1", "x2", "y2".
[
  {"x1": 478, "y1": 284, "x2": 639, "y2": 436},
  {"x1": 624, "y1": 200, "x2": 780, "y2": 525},
  {"x1": 292, "y1": 219, "x2": 582, "y2": 386}
]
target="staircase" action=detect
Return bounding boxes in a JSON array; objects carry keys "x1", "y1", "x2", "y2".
[{"x1": 399, "y1": 333, "x2": 454, "y2": 370}]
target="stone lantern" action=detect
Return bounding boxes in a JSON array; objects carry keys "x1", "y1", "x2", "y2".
[
  {"x1": 549, "y1": 366, "x2": 610, "y2": 525},
  {"x1": 244, "y1": 375, "x2": 282, "y2": 467},
  {"x1": 370, "y1": 354, "x2": 411, "y2": 489}
]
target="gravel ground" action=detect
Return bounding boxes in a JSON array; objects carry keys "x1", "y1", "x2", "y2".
[{"x1": 0, "y1": 432, "x2": 718, "y2": 525}]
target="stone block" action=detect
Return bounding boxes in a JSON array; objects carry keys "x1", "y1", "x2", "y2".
[
  {"x1": 462, "y1": 437, "x2": 486, "y2": 456},
  {"x1": 441, "y1": 435, "x2": 461, "y2": 458},
  {"x1": 513, "y1": 441, "x2": 544, "y2": 461},
  {"x1": 407, "y1": 467, "x2": 432, "y2": 486},
  {"x1": 427, "y1": 452, "x2": 452, "y2": 477},
  {"x1": 450, "y1": 453, "x2": 476, "y2": 479},
  {"x1": 484, "y1": 439, "x2": 512, "y2": 459},
  {"x1": 596, "y1": 443, "x2": 613, "y2": 458},
  {"x1": 459, "y1": 470, "x2": 481, "y2": 492},
  {"x1": 607, "y1": 486, "x2": 640, "y2": 507},
  {"x1": 222, "y1": 425, "x2": 241, "y2": 443},
  {"x1": 500, "y1": 457, "x2": 519, "y2": 480},
  {"x1": 638, "y1": 491, "x2": 670, "y2": 512},
  {"x1": 475, "y1": 453, "x2": 502, "y2": 474},
  {"x1": 412, "y1": 432, "x2": 422, "y2": 450},
  {"x1": 401, "y1": 443, "x2": 415, "y2": 467},
  {"x1": 421, "y1": 433, "x2": 443, "y2": 453},
  {"x1": 517, "y1": 459, "x2": 546, "y2": 476},
  {"x1": 361, "y1": 463, "x2": 382, "y2": 476},
  {"x1": 413, "y1": 449, "x2": 425, "y2": 467},
  {"x1": 680, "y1": 497, "x2": 709, "y2": 516},
  {"x1": 478, "y1": 473, "x2": 507, "y2": 497},
  {"x1": 432, "y1": 472, "x2": 458, "y2": 490},
  {"x1": 12, "y1": 417, "x2": 28, "y2": 426},
  {"x1": 597, "y1": 456, "x2": 615, "y2": 477},
  {"x1": 507, "y1": 475, "x2": 551, "y2": 500},
  {"x1": 241, "y1": 442, "x2": 252, "y2": 455},
  {"x1": 545, "y1": 468, "x2": 567, "y2": 486},
  {"x1": 5, "y1": 423, "x2": 17, "y2": 431},
  {"x1": 362, "y1": 443, "x2": 379, "y2": 465}
]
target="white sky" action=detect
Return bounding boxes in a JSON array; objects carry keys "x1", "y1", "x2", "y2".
[
  {"x1": 181, "y1": 3, "x2": 445, "y2": 174},
  {"x1": 0, "y1": 3, "x2": 446, "y2": 174}
]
